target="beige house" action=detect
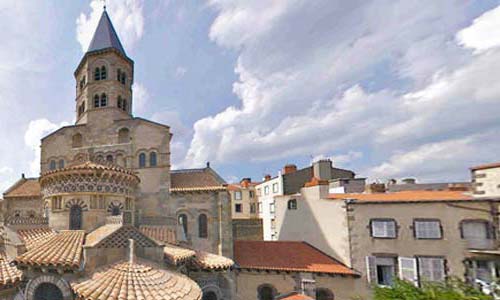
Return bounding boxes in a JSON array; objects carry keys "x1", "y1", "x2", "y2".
[
  {"x1": 274, "y1": 177, "x2": 500, "y2": 299},
  {"x1": 472, "y1": 162, "x2": 500, "y2": 197}
]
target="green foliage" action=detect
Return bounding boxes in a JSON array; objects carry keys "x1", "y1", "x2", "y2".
[{"x1": 373, "y1": 278, "x2": 493, "y2": 300}]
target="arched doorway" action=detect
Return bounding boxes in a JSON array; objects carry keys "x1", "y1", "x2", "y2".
[
  {"x1": 69, "y1": 205, "x2": 82, "y2": 230},
  {"x1": 34, "y1": 283, "x2": 63, "y2": 300},
  {"x1": 202, "y1": 291, "x2": 218, "y2": 300}
]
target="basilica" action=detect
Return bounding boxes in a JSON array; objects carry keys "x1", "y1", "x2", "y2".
[{"x1": 0, "y1": 9, "x2": 235, "y2": 300}]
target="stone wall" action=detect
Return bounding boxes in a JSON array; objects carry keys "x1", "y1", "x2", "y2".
[{"x1": 232, "y1": 219, "x2": 263, "y2": 241}]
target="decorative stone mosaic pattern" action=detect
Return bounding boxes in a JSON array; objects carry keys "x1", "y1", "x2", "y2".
[{"x1": 71, "y1": 260, "x2": 202, "y2": 300}]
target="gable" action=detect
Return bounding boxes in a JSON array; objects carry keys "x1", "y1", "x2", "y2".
[{"x1": 86, "y1": 225, "x2": 163, "y2": 249}]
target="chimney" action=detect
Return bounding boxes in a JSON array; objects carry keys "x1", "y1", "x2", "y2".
[
  {"x1": 240, "y1": 178, "x2": 251, "y2": 188},
  {"x1": 21, "y1": 173, "x2": 25, "y2": 179},
  {"x1": 313, "y1": 159, "x2": 332, "y2": 180},
  {"x1": 264, "y1": 174, "x2": 272, "y2": 181},
  {"x1": 206, "y1": 161, "x2": 211, "y2": 168},
  {"x1": 282, "y1": 164, "x2": 297, "y2": 175}
]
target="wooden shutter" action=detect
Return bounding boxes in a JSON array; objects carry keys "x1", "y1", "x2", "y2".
[
  {"x1": 366, "y1": 256, "x2": 378, "y2": 284},
  {"x1": 398, "y1": 257, "x2": 418, "y2": 286}
]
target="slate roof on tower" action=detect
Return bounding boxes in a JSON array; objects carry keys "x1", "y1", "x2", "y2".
[{"x1": 87, "y1": 10, "x2": 126, "y2": 56}]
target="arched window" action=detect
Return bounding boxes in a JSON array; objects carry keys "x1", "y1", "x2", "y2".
[
  {"x1": 96, "y1": 155, "x2": 104, "y2": 162},
  {"x1": 139, "y1": 153, "x2": 146, "y2": 168},
  {"x1": 287, "y1": 199, "x2": 297, "y2": 210},
  {"x1": 70, "y1": 205, "x2": 83, "y2": 230},
  {"x1": 316, "y1": 288, "x2": 334, "y2": 300},
  {"x1": 72, "y1": 133, "x2": 83, "y2": 148},
  {"x1": 257, "y1": 284, "x2": 276, "y2": 300},
  {"x1": 122, "y1": 99, "x2": 127, "y2": 112},
  {"x1": 118, "y1": 128, "x2": 130, "y2": 143},
  {"x1": 94, "y1": 94, "x2": 100, "y2": 108},
  {"x1": 178, "y1": 214, "x2": 188, "y2": 237},
  {"x1": 199, "y1": 214, "x2": 208, "y2": 238},
  {"x1": 58, "y1": 159, "x2": 65, "y2": 169},
  {"x1": 106, "y1": 155, "x2": 113, "y2": 163},
  {"x1": 101, "y1": 66, "x2": 107, "y2": 79},
  {"x1": 121, "y1": 72, "x2": 126, "y2": 85},
  {"x1": 100, "y1": 93, "x2": 107, "y2": 107},
  {"x1": 34, "y1": 283, "x2": 63, "y2": 300},
  {"x1": 117, "y1": 68, "x2": 121, "y2": 81},
  {"x1": 117, "y1": 96, "x2": 123, "y2": 109},
  {"x1": 94, "y1": 67, "x2": 101, "y2": 81},
  {"x1": 150, "y1": 152, "x2": 157, "y2": 167},
  {"x1": 49, "y1": 160, "x2": 56, "y2": 170}
]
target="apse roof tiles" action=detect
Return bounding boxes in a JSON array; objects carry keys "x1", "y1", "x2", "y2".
[
  {"x1": 0, "y1": 253, "x2": 23, "y2": 289},
  {"x1": 163, "y1": 244, "x2": 196, "y2": 265},
  {"x1": 139, "y1": 225, "x2": 177, "y2": 244},
  {"x1": 192, "y1": 251, "x2": 234, "y2": 270},
  {"x1": 71, "y1": 259, "x2": 202, "y2": 300},
  {"x1": 234, "y1": 241, "x2": 357, "y2": 275},
  {"x1": 15, "y1": 230, "x2": 85, "y2": 270},
  {"x1": 17, "y1": 227, "x2": 56, "y2": 251}
]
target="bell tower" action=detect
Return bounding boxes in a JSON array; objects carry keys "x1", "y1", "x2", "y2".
[{"x1": 74, "y1": 8, "x2": 134, "y2": 125}]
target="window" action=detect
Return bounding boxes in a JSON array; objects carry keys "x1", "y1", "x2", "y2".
[
  {"x1": 461, "y1": 220, "x2": 493, "y2": 249},
  {"x1": 118, "y1": 96, "x2": 123, "y2": 108},
  {"x1": 235, "y1": 204, "x2": 242, "y2": 213},
  {"x1": 121, "y1": 72, "x2": 126, "y2": 85},
  {"x1": 122, "y1": 99, "x2": 127, "y2": 111},
  {"x1": 370, "y1": 219, "x2": 397, "y2": 238},
  {"x1": 78, "y1": 103, "x2": 85, "y2": 117},
  {"x1": 270, "y1": 203, "x2": 275, "y2": 214},
  {"x1": 150, "y1": 152, "x2": 157, "y2": 167},
  {"x1": 125, "y1": 198, "x2": 133, "y2": 210},
  {"x1": 94, "y1": 67, "x2": 101, "y2": 81},
  {"x1": 316, "y1": 288, "x2": 334, "y2": 300},
  {"x1": 101, "y1": 66, "x2": 107, "y2": 79},
  {"x1": 414, "y1": 219, "x2": 442, "y2": 239},
  {"x1": 178, "y1": 214, "x2": 188, "y2": 238},
  {"x1": 287, "y1": 199, "x2": 297, "y2": 210},
  {"x1": 272, "y1": 183, "x2": 278, "y2": 193},
  {"x1": 250, "y1": 203, "x2": 256, "y2": 214},
  {"x1": 118, "y1": 128, "x2": 130, "y2": 144},
  {"x1": 94, "y1": 94, "x2": 100, "y2": 108},
  {"x1": 139, "y1": 153, "x2": 146, "y2": 167},
  {"x1": 49, "y1": 160, "x2": 56, "y2": 170},
  {"x1": 417, "y1": 257, "x2": 445, "y2": 282},
  {"x1": 106, "y1": 155, "x2": 113, "y2": 163},
  {"x1": 264, "y1": 186, "x2": 269, "y2": 195},
  {"x1": 235, "y1": 191, "x2": 242, "y2": 200},
  {"x1": 117, "y1": 69, "x2": 122, "y2": 81},
  {"x1": 58, "y1": 159, "x2": 64, "y2": 169},
  {"x1": 257, "y1": 284, "x2": 276, "y2": 300},
  {"x1": 199, "y1": 214, "x2": 208, "y2": 238},
  {"x1": 249, "y1": 191, "x2": 255, "y2": 198},
  {"x1": 70, "y1": 204, "x2": 83, "y2": 229},
  {"x1": 52, "y1": 196, "x2": 62, "y2": 210},
  {"x1": 111, "y1": 205, "x2": 121, "y2": 216},
  {"x1": 100, "y1": 93, "x2": 107, "y2": 107},
  {"x1": 366, "y1": 256, "x2": 396, "y2": 286}
]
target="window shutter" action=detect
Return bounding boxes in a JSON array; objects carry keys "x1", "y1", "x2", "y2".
[
  {"x1": 366, "y1": 256, "x2": 378, "y2": 284},
  {"x1": 398, "y1": 257, "x2": 418, "y2": 286}
]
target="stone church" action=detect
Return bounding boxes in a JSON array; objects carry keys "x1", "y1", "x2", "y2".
[{"x1": 0, "y1": 9, "x2": 235, "y2": 300}]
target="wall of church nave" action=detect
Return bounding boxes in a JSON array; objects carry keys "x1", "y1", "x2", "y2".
[
  {"x1": 3, "y1": 197, "x2": 42, "y2": 219},
  {"x1": 192, "y1": 272, "x2": 235, "y2": 300},
  {"x1": 235, "y1": 271, "x2": 362, "y2": 300}
]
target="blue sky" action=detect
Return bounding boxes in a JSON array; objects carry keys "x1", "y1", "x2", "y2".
[{"x1": 1, "y1": 0, "x2": 500, "y2": 190}]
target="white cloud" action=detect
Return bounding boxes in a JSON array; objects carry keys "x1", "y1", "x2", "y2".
[
  {"x1": 132, "y1": 82, "x2": 149, "y2": 115},
  {"x1": 182, "y1": 1, "x2": 500, "y2": 181},
  {"x1": 76, "y1": 0, "x2": 145, "y2": 53},
  {"x1": 175, "y1": 67, "x2": 188, "y2": 79},
  {"x1": 457, "y1": 5, "x2": 500, "y2": 53},
  {"x1": 24, "y1": 119, "x2": 69, "y2": 177}
]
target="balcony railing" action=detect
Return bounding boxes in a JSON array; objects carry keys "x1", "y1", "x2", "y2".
[{"x1": 465, "y1": 238, "x2": 497, "y2": 250}]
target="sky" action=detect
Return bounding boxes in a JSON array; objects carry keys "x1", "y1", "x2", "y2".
[{"x1": 0, "y1": 0, "x2": 500, "y2": 190}]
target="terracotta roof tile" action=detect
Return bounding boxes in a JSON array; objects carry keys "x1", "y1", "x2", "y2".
[
  {"x1": 17, "y1": 228, "x2": 56, "y2": 251},
  {"x1": 163, "y1": 244, "x2": 196, "y2": 265},
  {"x1": 193, "y1": 251, "x2": 234, "y2": 270},
  {"x1": 41, "y1": 161, "x2": 138, "y2": 177},
  {"x1": 170, "y1": 168, "x2": 226, "y2": 192},
  {"x1": 15, "y1": 230, "x2": 85, "y2": 270},
  {"x1": 234, "y1": 241, "x2": 357, "y2": 275},
  {"x1": 139, "y1": 225, "x2": 176, "y2": 244},
  {"x1": 3, "y1": 178, "x2": 40, "y2": 198},
  {"x1": 471, "y1": 162, "x2": 500, "y2": 171},
  {"x1": 0, "y1": 253, "x2": 23, "y2": 289},
  {"x1": 71, "y1": 259, "x2": 202, "y2": 300},
  {"x1": 328, "y1": 190, "x2": 473, "y2": 203},
  {"x1": 279, "y1": 292, "x2": 314, "y2": 300}
]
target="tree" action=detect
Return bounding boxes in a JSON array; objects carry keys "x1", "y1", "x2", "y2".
[{"x1": 374, "y1": 278, "x2": 493, "y2": 300}]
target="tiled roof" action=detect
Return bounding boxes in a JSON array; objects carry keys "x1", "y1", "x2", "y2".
[
  {"x1": 85, "y1": 224, "x2": 162, "y2": 249},
  {"x1": 139, "y1": 225, "x2": 176, "y2": 244},
  {"x1": 0, "y1": 253, "x2": 23, "y2": 289},
  {"x1": 3, "y1": 178, "x2": 40, "y2": 198},
  {"x1": 42, "y1": 161, "x2": 137, "y2": 177},
  {"x1": 471, "y1": 162, "x2": 500, "y2": 171},
  {"x1": 163, "y1": 244, "x2": 196, "y2": 265},
  {"x1": 328, "y1": 190, "x2": 473, "y2": 203},
  {"x1": 15, "y1": 230, "x2": 85, "y2": 270},
  {"x1": 17, "y1": 228, "x2": 56, "y2": 251},
  {"x1": 193, "y1": 251, "x2": 234, "y2": 270},
  {"x1": 234, "y1": 241, "x2": 357, "y2": 275},
  {"x1": 170, "y1": 167, "x2": 226, "y2": 192},
  {"x1": 71, "y1": 260, "x2": 202, "y2": 300}
]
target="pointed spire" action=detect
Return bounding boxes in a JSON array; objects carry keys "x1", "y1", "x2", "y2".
[{"x1": 87, "y1": 9, "x2": 126, "y2": 56}]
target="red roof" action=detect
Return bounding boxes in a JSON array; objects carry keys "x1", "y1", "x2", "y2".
[
  {"x1": 234, "y1": 241, "x2": 357, "y2": 275},
  {"x1": 328, "y1": 190, "x2": 473, "y2": 203},
  {"x1": 3, "y1": 178, "x2": 40, "y2": 198},
  {"x1": 279, "y1": 293, "x2": 313, "y2": 300},
  {"x1": 471, "y1": 162, "x2": 500, "y2": 171}
]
